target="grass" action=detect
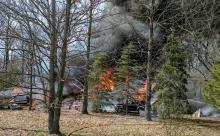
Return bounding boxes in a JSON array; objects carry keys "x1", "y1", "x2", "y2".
[{"x1": 0, "y1": 109, "x2": 219, "y2": 136}]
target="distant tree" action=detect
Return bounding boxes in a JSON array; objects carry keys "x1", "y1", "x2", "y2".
[
  {"x1": 0, "y1": 62, "x2": 22, "y2": 90},
  {"x1": 156, "y1": 29, "x2": 189, "y2": 119},
  {"x1": 114, "y1": 42, "x2": 138, "y2": 115},
  {"x1": 203, "y1": 61, "x2": 220, "y2": 111}
]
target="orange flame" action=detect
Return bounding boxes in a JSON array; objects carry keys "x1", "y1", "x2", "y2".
[
  {"x1": 94, "y1": 68, "x2": 114, "y2": 91},
  {"x1": 132, "y1": 81, "x2": 156, "y2": 101}
]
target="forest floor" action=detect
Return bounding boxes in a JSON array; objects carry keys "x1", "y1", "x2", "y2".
[{"x1": 0, "y1": 109, "x2": 220, "y2": 136}]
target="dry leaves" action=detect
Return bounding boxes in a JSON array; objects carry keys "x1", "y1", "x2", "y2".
[{"x1": 0, "y1": 109, "x2": 219, "y2": 136}]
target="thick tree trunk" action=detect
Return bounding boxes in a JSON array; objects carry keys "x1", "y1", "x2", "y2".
[
  {"x1": 55, "y1": 0, "x2": 72, "y2": 132},
  {"x1": 145, "y1": 79, "x2": 152, "y2": 121},
  {"x1": 48, "y1": 0, "x2": 57, "y2": 134},
  {"x1": 82, "y1": 0, "x2": 93, "y2": 114},
  {"x1": 82, "y1": 82, "x2": 89, "y2": 114},
  {"x1": 50, "y1": 0, "x2": 72, "y2": 134},
  {"x1": 145, "y1": 0, "x2": 154, "y2": 121},
  {"x1": 53, "y1": 106, "x2": 61, "y2": 134}
]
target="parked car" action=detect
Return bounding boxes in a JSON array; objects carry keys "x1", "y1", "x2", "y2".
[
  {"x1": 14, "y1": 95, "x2": 29, "y2": 104},
  {"x1": 97, "y1": 104, "x2": 116, "y2": 112},
  {"x1": 0, "y1": 94, "x2": 29, "y2": 110},
  {"x1": 0, "y1": 97, "x2": 23, "y2": 110},
  {"x1": 115, "y1": 100, "x2": 145, "y2": 114}
]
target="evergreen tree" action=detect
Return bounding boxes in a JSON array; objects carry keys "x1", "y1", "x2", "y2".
[
  {"x1": 156, "y1": 29, "x2": 189, "y2": 118},
  {"x1": 114, "y1": 42, "x2": 138, "y2": 114},
  {"x1": 203, "y1": 61, "x2": 220, "y2": 111},
  {"x1": 89, "y1": 52, "x2": 108, "y2": 111},
  {"x1": 89, "y1": 52, "x2": 108, "y2": 87}
]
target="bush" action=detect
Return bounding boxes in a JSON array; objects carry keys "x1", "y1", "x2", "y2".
[{"x1": 203, "y1": 61, "x2": 220, "y2": 111}]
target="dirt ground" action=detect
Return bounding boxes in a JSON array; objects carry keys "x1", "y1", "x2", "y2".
[{"x1": 0, "y1": 109, "x2": 220, "y2": 136}]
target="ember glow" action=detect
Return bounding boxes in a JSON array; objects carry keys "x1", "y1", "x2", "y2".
[{"x1": 94, "y1": 68, "x2": 114, "y2": 91}]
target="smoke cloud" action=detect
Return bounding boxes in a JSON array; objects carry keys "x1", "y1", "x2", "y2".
[{"x1": 91, "y1": 1, "x2": 161, "y2": 53}]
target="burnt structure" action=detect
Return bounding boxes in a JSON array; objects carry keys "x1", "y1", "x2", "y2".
[{"x1": 65, "y1": 0, "x2": 220, "y2": 114}]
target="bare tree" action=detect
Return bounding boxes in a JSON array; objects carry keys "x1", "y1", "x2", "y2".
[
  {"x1": 48, "y1": 0, "x2": 58, "y2": 133},
  {"x1": 180, "y1": 0, "x2": 220, "y2": 79},
  {"x1": 0, "y1": 0, "x2": 88, "y2": 134},
  {"x1": 81, "y1": 0, "x2": 94, "y2": 114},
  {"x1": 52, "y1": 0, "x2": 72, "y2": 133}
]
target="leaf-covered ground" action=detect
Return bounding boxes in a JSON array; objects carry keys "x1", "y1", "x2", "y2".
[{"x1": 0, "y1": 109, "x2": 219, "y2": 136}]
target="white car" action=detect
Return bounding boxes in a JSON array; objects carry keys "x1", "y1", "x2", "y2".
[{"x1": 98, "y1": 105, "x2": 116, "y2": 112}]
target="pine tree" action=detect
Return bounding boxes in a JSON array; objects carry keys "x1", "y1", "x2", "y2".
[
  {"x1": 203, "y1": 61, "x2": 220, "y2": 111},
  {"x1": 114, "y1": 42, "x2": 138, "y2": 114},
  {"x1": 156, "y1": 29, "x2": 189, "y2": 118},
  {"x1": 89, "y1": 52, "x2": 108, "y2": 111},
  {"x1": 89, "y1": 52, "x2": 108, "y2": 86}
]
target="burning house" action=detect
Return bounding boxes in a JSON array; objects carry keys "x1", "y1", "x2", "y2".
[
  {"x1": 86, "y1": 0, "x2": 163, "y2": 112},
  {"x1": 86, "y1": 0, "x2": 220, "y2": 116}
]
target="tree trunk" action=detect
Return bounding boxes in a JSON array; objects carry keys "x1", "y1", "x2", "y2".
[
  {"x1": 125, "y1": 76, "x2": 129, "y2": 115},
  {"x1": 82, "y1": 0, "x2": 93, "y2": 114},
  {"x1": 5, "y1": 18, "x2": 10, "y2": 69},
  {"x1": 4, "y1": 18, "x2": 10, "y2": 88},
  {"x1": 125, "y1": 89, "x2": 128, "y2": 115},
  {"x1": 52, "y1": 0, "x2": 72, "y2": 133},
  {"x1": 48, "y1": 0, "x2": 57, "y2": 134},
  {"x1": 29, "y1": 55, "x2": 33, "y2": 110},
  {"x1": 28, "y1": 26, "x2": 34, "y2": 111},
  {"x1": 145, "y1": 0, "x2": 154, "y2": 121},
  {"x1": 21, "y1": 43, "x2": 25, "y2": 83}
]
